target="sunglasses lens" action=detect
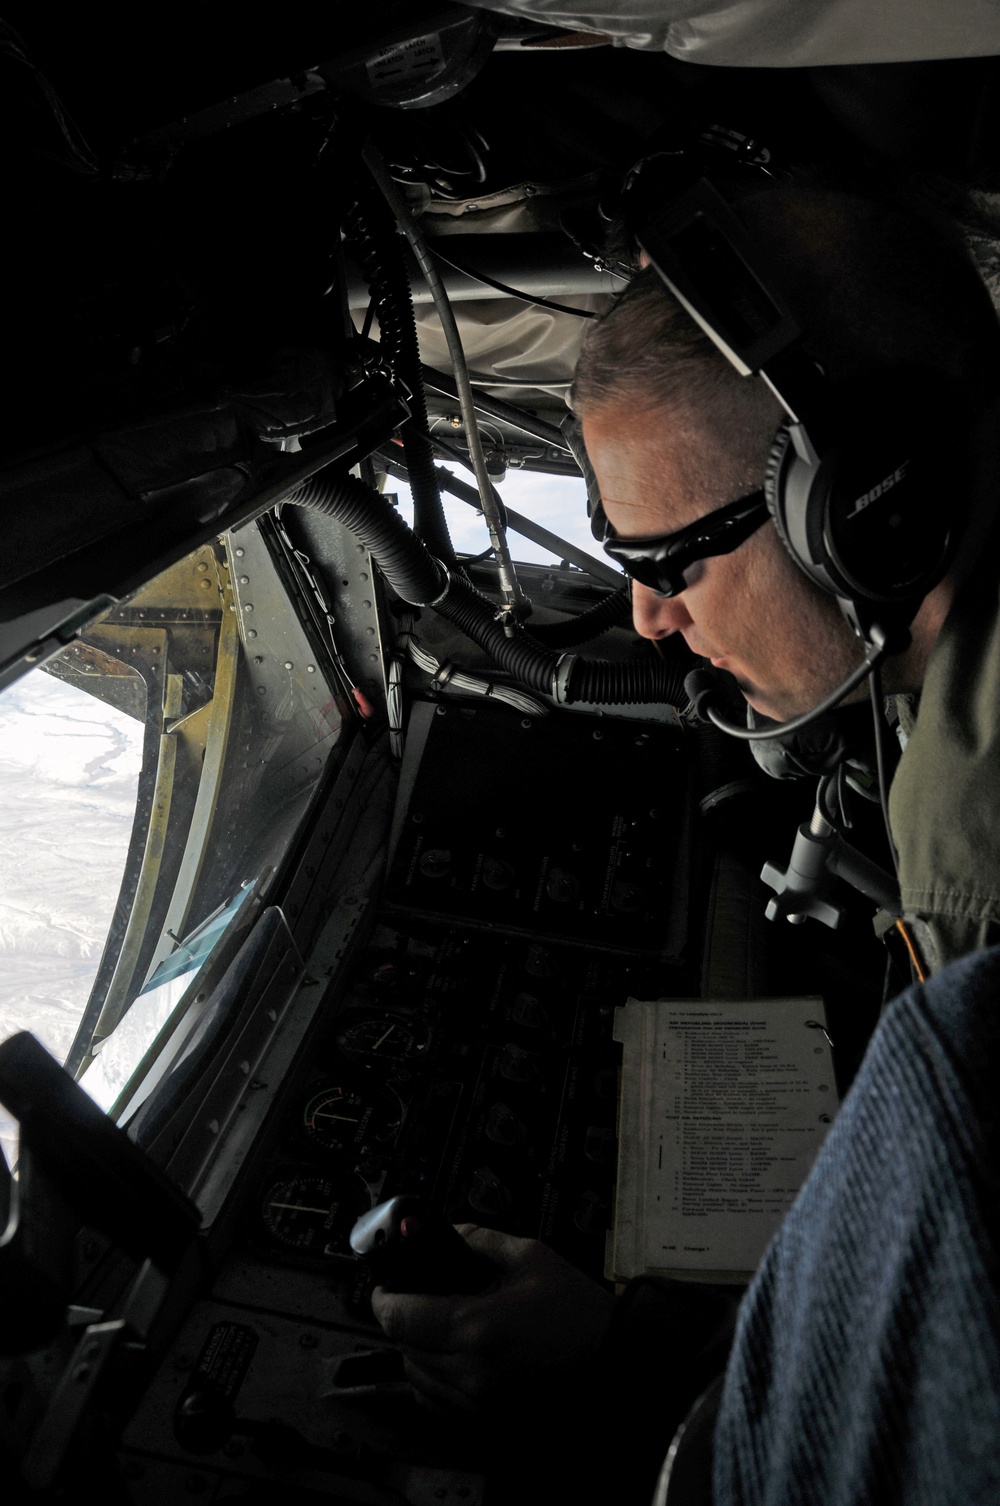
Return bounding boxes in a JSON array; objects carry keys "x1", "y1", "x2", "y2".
[
  {"x1": 604, "y1": 542, "x2": 681, "y2": 596},
  {"x1": 600, "y1": 490, "x2": 767, "y2": 596}
]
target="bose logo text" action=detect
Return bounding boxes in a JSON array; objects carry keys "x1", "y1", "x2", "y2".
[{"x1": 848, "y1": 461, "x2": 910, "y2": 519}]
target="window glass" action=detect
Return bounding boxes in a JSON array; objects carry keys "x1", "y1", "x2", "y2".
[
  {"x1": 393, "y1": 463, "x2": 607, "y2": 568},
  {"x1": 0, "y1": 520, "x2": 349, "y2": 1148},
  {"x1": 0, "y1": 669, "x2": 144, "y2": 1164}
]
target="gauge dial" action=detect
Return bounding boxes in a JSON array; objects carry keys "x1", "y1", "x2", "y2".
[
  {"x1": 332, "y1": 1010, "x2": 429, "y2": 1071},
  {"x1": 258, "y1": 1170, "x2": 370, "y2": 1259},
  {"x1": 300, "y1": 1083, "x2": 404, "y2": 1156}
]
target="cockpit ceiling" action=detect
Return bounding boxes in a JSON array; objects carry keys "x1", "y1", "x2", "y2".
[
  {"x1": 415, "y1": 294, "x2": 605, "y2": 418},
  {"x1": 345, "y1": 229, "x2": 616, "y2": 418},
  {"x1": 4, "y1": 3, "x2": 1000, "y2": 692}
]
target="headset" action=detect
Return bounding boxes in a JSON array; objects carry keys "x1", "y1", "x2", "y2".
[{"x1": 616, "y1": 127, "x2": 958, "y2": 742}]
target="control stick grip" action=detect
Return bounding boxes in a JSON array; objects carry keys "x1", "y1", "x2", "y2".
[{"x1": 350, "y1": 1196, "x2": 498, "y2": 1295}]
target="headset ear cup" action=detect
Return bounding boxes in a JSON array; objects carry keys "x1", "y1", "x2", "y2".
[
  {"x1": 764, "y1": 425, "x2": 796, "y2": 558},
  {"x1": 762, "y1": 422, "x2": 838, "y2": 596}
]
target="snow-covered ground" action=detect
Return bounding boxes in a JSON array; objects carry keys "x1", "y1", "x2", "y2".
[{"x1": 0, "y1": 669, "x2": 144, "y2": 1160}]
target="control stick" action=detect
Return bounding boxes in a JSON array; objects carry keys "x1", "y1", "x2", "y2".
[{"x1": 350, "y1": 1195, "x2": 498, "y2": 1295}]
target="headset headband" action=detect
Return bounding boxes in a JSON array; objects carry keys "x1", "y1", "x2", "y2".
[
  {"x1": 635, "y1": 178, "x2": 831, "y2": 461},
  {"x1": 618, "y1": 131, "x2": 954, "y2": 647}
]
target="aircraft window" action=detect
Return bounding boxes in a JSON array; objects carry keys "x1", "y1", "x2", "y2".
[
  {"x1": 0, "y1": 667, "x2": 144, "y2": 1165},
  {"x1": 0, "y1": 524, "x2": 348, "y2": 1145},
  {"x1": 393, "y1": 463, "x2": 608, "y2": 569}
]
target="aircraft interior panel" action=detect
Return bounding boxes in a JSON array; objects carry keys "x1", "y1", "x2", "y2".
[
  {"x1": 93, "y1": 696, "x2": 700, "y2": 1501},
  {"x1": 2, "y1": 6, "x2": 995, "y2": 1501}
]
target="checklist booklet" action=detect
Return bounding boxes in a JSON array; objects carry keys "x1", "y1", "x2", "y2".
[{"x1": 609, "y1": 997, "x2": 839, "y2": 1284}]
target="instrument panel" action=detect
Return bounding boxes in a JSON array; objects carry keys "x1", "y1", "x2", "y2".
[{"x1": 246, "y1": 919, "x2": 679, "y2": 1292}]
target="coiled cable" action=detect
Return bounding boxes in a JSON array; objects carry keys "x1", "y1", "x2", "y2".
[{"x1": 397, "y1": 615, "x2": 549, "y2": 717}]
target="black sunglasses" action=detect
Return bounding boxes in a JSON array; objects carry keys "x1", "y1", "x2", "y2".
[{"x1": 592, "y1": 488, "x2": 769, "y2": 598}]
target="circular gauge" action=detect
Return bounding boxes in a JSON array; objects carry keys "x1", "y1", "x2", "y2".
[
  {"x1": 258, "y1": 1169, "x2": 370, "y2": 1259},
  {"x1": 332, "y1": 1010, "x2": 429, "y2": 1071},
  {"x1": 300, "y1": 1083, "x2": 405, "y2": 1156}
]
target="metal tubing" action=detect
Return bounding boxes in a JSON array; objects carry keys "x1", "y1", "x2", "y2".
[
  {"x1": 344, "y1": 232, "x2": 614, "y2": 307},
  {"x1": 828, "y1": 837, "x2": 901, "y2": 917},
  {"x1": 363, "y1": 146, "x2": 529, "y2": 624},
  {"x1": 421, "y1": 364, "x2": 570, "y2": 451},
  {"x1": 378, "y1": 454, "x2": 621, "y2": 586}
]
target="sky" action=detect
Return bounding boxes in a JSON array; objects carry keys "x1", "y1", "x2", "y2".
[{"x1": 392, "y1": 461, "x2": 608, "y2": 569}]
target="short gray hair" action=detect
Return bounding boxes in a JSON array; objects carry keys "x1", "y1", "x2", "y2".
[
  {"x1": 572, "y1": 184, "x2": 1000, "y2": 485},
  {"x1": 571, "y1": 265, "x2": 783, "y2": 502}
]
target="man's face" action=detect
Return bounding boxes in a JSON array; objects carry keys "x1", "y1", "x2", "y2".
[{"x1": 582, "y1": 404, "x2": 866, "y2": 723}]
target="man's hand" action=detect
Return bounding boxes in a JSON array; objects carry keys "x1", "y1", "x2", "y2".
[{"x1": 370, "y1": 1225, "x2": 616, "y2": 1411}]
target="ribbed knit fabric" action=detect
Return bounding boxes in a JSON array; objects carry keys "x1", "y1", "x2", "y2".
[{"x1": 713, "y1": 944, "x2": 1000, "y2": 1505}]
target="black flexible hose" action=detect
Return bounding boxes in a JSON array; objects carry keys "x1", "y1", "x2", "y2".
[
  {"x1": 408, "y1": 569, "x2": 687, "y2": 706},
  {"x1": 291, "y1": 472, "x2": 445, "y2": 606},
  {"x1": 286, "y1": 474, "x2": 688, "y2": 708},
  {"x1": 570, "y1": 649, "x2": 687, "y2": 707},
  {"x1": 524, "y1": 586, "x2": 632, "y2": 648},
  {"x1": 691, "y1": 723, "x2": 757, "y2": 822},
  {"x1": 345, "y1": 186, "x2": 457, "y2": 570}
]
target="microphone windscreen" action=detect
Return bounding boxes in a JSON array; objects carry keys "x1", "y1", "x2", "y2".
[{"x1": 683, "y1": 667, "x2": 722, "y2": 723}]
